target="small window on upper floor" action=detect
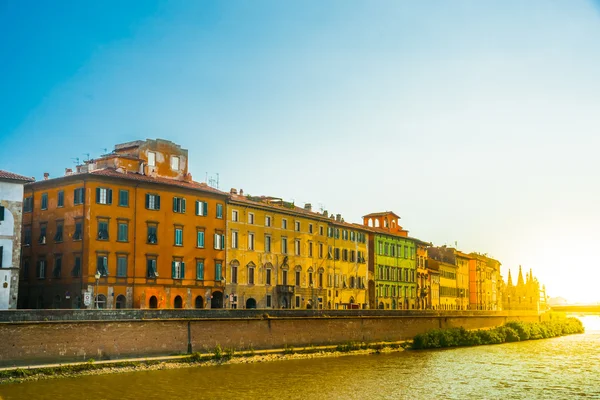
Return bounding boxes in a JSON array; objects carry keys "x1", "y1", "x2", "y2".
[
  {"x1": 57, "y1": 191, "x2": 64, "y2": 208},
  {"x1": 171, "y1": 155, "x2": 180, "y2": 171},
  {"x1": 148, "y1": 151, "x2": 156, "y2": 167},
  {"x1": 248, "y1": 212, "x2": 254, "y2": 224},
  {"x1": 232, "y1": 210, "x2": 238, "y2": 222},
  {"x1": 41, "y1": 193, "x2": 48, "y2": 210}
]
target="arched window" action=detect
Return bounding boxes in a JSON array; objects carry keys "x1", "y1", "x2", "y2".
[
  {"x1": 384, "y1": 219, "x2": 389, "y2": 228},
  {"x1": 247, "y1": 262, "x2": 255, "y2": 285},
  {"x1": 195, "y1": 296, "x2": 204, "y2": 309},
  {"x1": 230, "y1": 260, "x2": 239, "y2": 284},
  {"x1": 95, "y1": 294, "x2": 106, "y2": 309},
  {"x1": 149, "y1": 296, "x2": 158, "y2": 309},
  {"x1": 375, "y1": 219, "x2": 380, "y2": 228},
  {"x1": 116, "y1": 295, "x2": 126, "y2": 309},
  {"x1": 246, "y1": 298, "x2": 257, "y2": 309},
  {"x1": 174, "y1": 295, "x2": 183, "y2": 309}
]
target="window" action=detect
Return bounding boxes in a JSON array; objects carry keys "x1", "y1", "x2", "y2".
[
  {"x1": 196, "y1": 201, "x2": 208, "y2": 216},
  {"x1": 404, "y1": 245, "x2": 408, "y2": 258},
  {"x1": 197, "y1": 229, "x2": 205, "y2": 248},
  {"x1": 327, "y1": 227, "x2": 333, "y2": 238},
  {"x1": 309, "y1": 271, "x2": 314, "y2": 286},
  {"x1": 73, "y1": 188, "x2": 85, "y2": 205},
  {"x1": 231, "y1": 263, "x2": 238, "y2": 283},
  {"x1": 282, "y1": 219, "x2": 287, "y2": 229},
  {"x1": 97, "y1": 220, "x2": 109, "y2": 240},
  {"x1": 57, "y1": 191, "x2": 64, "y2": 207},
  {"x1": 54, "y1": 222, "x2": 63, "y2": 242},
  {"x1": 73, "y1": 221, "x2": 82, "y2": 241},
  {"x1": 334, "y1": 248, "x2": 340, "y2": 260},
  {"x1": 319, "y1": 226, "x2": 324, "y2": 236},
  {"x1": 117, "y1": 255, "x2": 127, "y2": 277},
  {"x1": 295, "y1": 296, "x2": 301, "y2": 308},
  {"x1": 21, "y1": 259, "x2": 29, "y2": 279},
  {"x1": 52, "y1": 256, "x2": 62, "y2": 278},
  {"x1": 23, "y1": 196, "x2": 33, "y2": 212},
  {"x1": 216, "y1": 204, "x2": 223, "y2": 219},
  {"x1": 23, "y1": 226, "x2": 31, "y2": 246},
  {"x1": 37, "y1": 259, "x2": 46, "y2": 279},
  {"x1": 171, "y1": 155, "x2": 180, "y2": 170},
  {"x1": 248, "y1": 232, "x2": 255, "y2": 250},
  {"x1": 0, "y1": 206, "x2": 3, "y2": 222},
  {"x1": 117, "y1": 221, "x2": 128, "y2": 242},
  {"x1": 265, "y1": 235, "x2": 271, "y2": 253},
  {"x1": 232, "y1": 210, "x2": 238, "y2": 222},
  {"x1": 174, "y1": 227, "x2": 183, "y2": 246},
  {"x1": 319, "y1": 243, "x2": 323, "y2": 258},
  {"x1": 282, "y1": 269, "x2": 288, "y2": 285},
  {"x1": 215, "y1": 262, "x2": 223, "y2": 281},
  {"x1": 72, "y1": 255, "x2": 81, "y2": 277},
  {"x1": 39, "y1": 224, "x2": 47, "y2": 244},
  {"x1": 295, "y1": 221, "x2": 300, "y2": 231},
  {"x1": 173, "y1": 197, "x2": 186, "y2": 213},
  {"x1": 248, "y1": 266, "x2": 255, "y2": 284},
  {"x1": 295, "y1": 240, "x2": 301, "y2": 256},
  {"x1": 328, "y1": 246, "x2": 333, "y2": 259},
  {"x1": 265, "y1": 216, "x2": 272, "y2": 227},
  {"x1": 248, "y1": 212, "x2": 254, "y2": 224},
  {"x1": 118, "y1": 190, "x2": 129, "y2": 207},
  {"x1": 342, "y1": 249, "x2": 348, "y2": 261},
  {"x1": 172, "y1": 260, "x2": 185, "y2": 279},
  {"x1": 214, "y1": 233, "x2": 225, "y2": 250},
  {"x1": 147, "y1": 224, "x2": 158, "y2": 244},
  {"x1": 308, "y1": 242, "x2": 313, "y2": 257},
  {"x1": 96, "y1": 188, "x2": 113, "y2": 205},
  {"x1": 147, "y1": 258, "x2": 158, "y2": 278},
  {"x1": 318, "y1": 271, "x2": 324, "y2": 288},
  {"x1": 148, "y1": 151, "x2": 156, "y2": 166},
  {"x1": 231, "y1": 231, "x2": 238, "y2": 249},
  {"x1": 41, "y1": 193, "x2": 48, "y2": 210},
  {"x1": 295, "y1": 270, "x2": 301, "y2": 286},
  {"x1": 145, "y1": 194, "x2": 160, "y2": 210},
  {"x1": 266, "y1": 268, "x2": 272, "y2": 285},
  {"x1": 281, "y1": 237, "x2": 288, "y2": 254},
  {"x1": 266, "y1": 295, "x2": 272, "y2": 308},
  {"x1": 309, "y1": 224, "x2": 313, "y2": 234},
  {"x1": 97, "y1": 255, "x2": 108, "y2": 276},
  {"x1": 196, "y1": 260, "x2": 204, "y2": 280}
]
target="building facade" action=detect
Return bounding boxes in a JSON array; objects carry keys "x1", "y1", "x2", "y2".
[
  {"x1": 0, "y1": 171, "x2": 34, "y2": 309},
  {"x1": 225, "y1": 192, "x2": 369, "y2": 310},
  {"x1": 19, "y1": 139, "x2": 228, "y2": 309},
  {"x1": 502, "y1": 266, "x2": 544, "y2": 311},
  {"x1": 363, "y1": 212, "x2": 417, "y2": 310},
  {"x1": 468, "y1": 253, "x2": 501, "y2": 310}
]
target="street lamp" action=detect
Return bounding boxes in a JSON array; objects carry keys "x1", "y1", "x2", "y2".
[{"x1": 94, "y1": 271, "x2": 101, "y2": 309}]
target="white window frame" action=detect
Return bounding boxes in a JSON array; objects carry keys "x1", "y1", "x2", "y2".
[
  {"x1": 232, "y1": 210, "x2": 239, "y2": 222},
  {"x1": 295, "y1": 240, "x2": 301, "y2": 256},
  {"x1": 248, "y1": 232, "x2": 255, "y2": 250},
  {"x1": 171, "y1": 155, "x2": 180, "y2": 170},
  {"x1": 265, "y1": 215, "x2": 272, "y2": 227},
  {"x1": 148, "y1": 151, "x2": 156, "y2": 167},
  {"x1": 248, "y1": 212, "x2": 255, "y2": 224},
  {"x1": 231, "y1": 231, "x2": 238, "y2": 249},
  {"x1": 295, "y1": 221, "x2": 300, "y2": 231},
  {"x1": 282, "y1": 219, "x2": 287, "y2": 229}
]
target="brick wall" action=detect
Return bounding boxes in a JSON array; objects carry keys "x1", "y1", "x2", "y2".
[{"x1": 0, "y1": 310, "x2": 542, "y2": 367}]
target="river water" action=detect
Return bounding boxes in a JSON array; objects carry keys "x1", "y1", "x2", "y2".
[{"x1": 1, "y1": 316, "x2": 599, "y2": 400}]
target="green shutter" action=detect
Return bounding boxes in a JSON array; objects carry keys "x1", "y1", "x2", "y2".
[
  {"x1": 221, "y1": 234, "x2": 225, "y2": 249},
  {"x1": 145, "y1": 194, "x2": 150, "y2": 209},
  {"x1": 182, "y1": 198, "x2": 186, "y2": 213},
  {"x1": 195, "y1": 201, "x2": 199, "y2": 215},
  {"x1": 96, "y1": 188, "x2": 101, "y2": 203},
  {"x1": 156, "y1": 195, "x2": 161, "y2": 210},
  {"x1": 172, "y1": 261, "x2": 176, "y2": 279},
  {"x1": 107, "y1": 189, "x2": 113, "y2": 205},
  {"x1": 173, "y1": 197, "x2": 178, "y2": 212},
  {"x1": 181, "y1": 262, "x2": 185, "y2": 278},
  {"x1": 203, "y1": 202, "x2": 208, "y2": 216}
]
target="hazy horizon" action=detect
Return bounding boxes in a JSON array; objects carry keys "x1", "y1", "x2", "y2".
[{"x1": 2, "y1": 1, "x2": 600, "y2": 303}]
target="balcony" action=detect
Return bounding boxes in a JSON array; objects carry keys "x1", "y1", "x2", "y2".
[{"x1": 276, "y1": 285, "x2": 295, "y2": 295}]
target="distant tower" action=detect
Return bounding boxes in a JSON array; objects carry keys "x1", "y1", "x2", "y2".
[
  {"x1": 507, "y1": 269, "x2": 513, "y2": 287},
  {"x1": 517, "y1": 265, "x2": 525, "y2": 287}
]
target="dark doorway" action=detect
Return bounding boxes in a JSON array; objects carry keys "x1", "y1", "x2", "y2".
[
  {"x1": 246, "y1": 298, "x2": 257, "y2": 309},
  {"x1": 116, "y1": 295, "x2": 126, "y2": 309},
  {"x1": 174, "y1": 295, "x2": 183, "y2": 309},
  {"x1": 149, "y1": 296, "x2": 158, "y2": 309},
  {"x1": 211, "y1": 291, "x2": 223, "y2": 308}
]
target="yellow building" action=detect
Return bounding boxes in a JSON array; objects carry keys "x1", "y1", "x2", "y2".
[
  {"x1": 469, "y1": 253, "x2": 501, "y2": 310},
  {"x1": 427, "y1": 246, "x2": 458, "y2": 310},
  {"x1": 326, "y1": 214, "x2": 369, "y2": 309},
  {"x1": 455, "y1": 251, "x2": 471, "y2": 310},
  {"x1": 225, "y1": 192, "x2": 368, "y2": 309}
]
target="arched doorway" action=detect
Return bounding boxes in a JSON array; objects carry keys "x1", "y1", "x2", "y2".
[
  {"x1": 195, "y1": 296, "x2": 204, "y2": 309},
  {"x1": 211, "y1": 291, "x2": 223, "y2": 308},
  {"x1": 149, "y1": 296, "x2": 158, "y2": 309},
  {"x1": 116, "y1": 295, "x2": 126, "y2": 309},
  {"x1": 306, "y1": 300, "x2": 313, "y2": 309},
  {"x1": 281, "y1": 297, "x2": 288, "y2": 309},
  {"x1": 174, "y1": 295, "x2": 183, "y2": 309},
  {"x1": 246, "y1": 298, "x2": 257, "y2": 309},
  {"x1": 378, "y1": 302, "x2": 384, "y2": 309}
]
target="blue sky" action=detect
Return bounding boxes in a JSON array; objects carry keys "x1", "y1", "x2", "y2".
[{"x1": 2, "y1": 1, "x2": 600, "y2": 302}]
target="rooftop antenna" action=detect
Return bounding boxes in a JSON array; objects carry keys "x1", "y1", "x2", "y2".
[
  {"x1": 102, "y1": 148, "x2": 108, "y2": 154},
  {"x1": 71, "y1": 157, "x2": 80, "y2": 165},
  {"x1": 208, "y1": 172, "x2": 220, "y2": 189},
  {"x1": 83, "y1": 153, "x2": 90, "y2": 162},
  {"x1": 319, "y1": 203, "x2": 324, "y2": 213}
]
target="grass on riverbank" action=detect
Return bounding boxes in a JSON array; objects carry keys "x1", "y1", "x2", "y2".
[{"x1": 410, "y1": 318, "x2": 584, "y2": 350}]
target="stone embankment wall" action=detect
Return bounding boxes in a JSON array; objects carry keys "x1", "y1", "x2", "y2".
[{"x1": 0, "y1": 310, "x2": 544, "y2": 368}]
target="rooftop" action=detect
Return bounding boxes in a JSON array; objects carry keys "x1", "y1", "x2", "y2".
[{"x1": 0, "y1": 170, "x2": 35, "y2": 183}]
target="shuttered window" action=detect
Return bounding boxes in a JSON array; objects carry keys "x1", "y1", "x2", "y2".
[{"x1": 195, "y1": 200, "x2": 208, "y2": 216}]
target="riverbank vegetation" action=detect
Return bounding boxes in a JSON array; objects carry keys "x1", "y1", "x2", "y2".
[{"x1": 411, "y1": 318, "x2": 584, "y2": 350}]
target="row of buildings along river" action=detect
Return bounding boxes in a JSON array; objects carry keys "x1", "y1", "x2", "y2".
[{"x1": 0, "y1": 138, "x2": 547, "y2": 311}]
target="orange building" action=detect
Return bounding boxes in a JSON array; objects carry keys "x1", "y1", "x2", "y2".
[{"x1": 19, "y1": 139, "x2": 228, "y2": 309}]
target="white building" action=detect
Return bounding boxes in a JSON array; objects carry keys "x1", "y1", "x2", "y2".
[{"x1": 0, "y1": 170, "x2": 34, "y2": 309}]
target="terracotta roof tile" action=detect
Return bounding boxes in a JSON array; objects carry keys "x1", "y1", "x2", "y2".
[
  {"x1": 0, "y1": 170, "x2": 35, "y2": 182},
  {"x1": 362, "y1": 211, "x2": 401, "y2": 219}
]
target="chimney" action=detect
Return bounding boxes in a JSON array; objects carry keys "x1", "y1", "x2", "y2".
[
  {"x1": 65, "y1": 168, "x2": 73, "y2": 176},
  {"x1": 230, "y1": 188, "x2": 238, "y2": 195},
  {"x1": 43, "y1": 172, "x2": 49, "y2": 180},
  {"x1": 304, "y1": 203, "x2": 312, "y2": 211},
  {"x1": 323, "y1": 210, "x2": 328, "y2": 217},
  {"x1": 240, "y1": 189, "x2": 244, "y2": 196},
  {"x1": 336, "y1": 214, "x2": 341, "y2": 222}
]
